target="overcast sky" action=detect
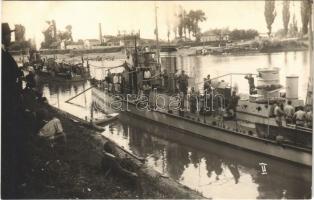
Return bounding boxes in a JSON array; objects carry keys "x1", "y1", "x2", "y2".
[{"x1": 2, "y1": 1, "x2": 303, "y2": 48}]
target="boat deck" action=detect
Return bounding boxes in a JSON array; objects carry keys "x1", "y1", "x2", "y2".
[{"x1": 92, "y1": 87, "x2": 312, "y2": 150}]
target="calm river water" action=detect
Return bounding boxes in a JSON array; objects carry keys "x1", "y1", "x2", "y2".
[{"x1": 40, "y1": 51, "x2": 311, "y2": 199}]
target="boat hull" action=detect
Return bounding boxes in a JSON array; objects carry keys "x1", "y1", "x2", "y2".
[
  {"x1": 92, "y1": 88, "x2": 312, "y2": 166},
  {"x1": 255, "y1": 123, "x2": 312, "y2": 148},
  {"x1": 122, "y1": 103, "x2": 311, "y2": 167},
  {"x1": 36, "y1": 71, "x2": 90, "y2": 82}
]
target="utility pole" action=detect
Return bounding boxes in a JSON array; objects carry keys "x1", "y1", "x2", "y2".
[
  {"x1": 306, "y1": 0, "x2": 313, "y2": 106},
  {"x1": 155, "y1": 2, "x2": 160, "y2": 65}
]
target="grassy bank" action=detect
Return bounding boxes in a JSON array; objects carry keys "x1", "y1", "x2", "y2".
[{"x1": 15, "y1": 103, "x2": 204, "y2": 199}]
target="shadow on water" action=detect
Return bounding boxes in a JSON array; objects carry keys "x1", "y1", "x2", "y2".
[{"x1": 101, "y1": 113, "x2": 311, "y2": 199}]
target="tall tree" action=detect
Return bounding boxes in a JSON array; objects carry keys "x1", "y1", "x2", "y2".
[
  {"x1": 282, "y1": 0, "x2": 290, "y2": 36},
  {"x1": 173, "y1": 12, "x2": 178, "y2": 38},
  {"x1": 264, "y1": 0, "x2": 277, "y2": 37},
  {"x1": 41, "y1": 20, "x2": 56, "y2": 49},
  {"x1": 289, "y1": 14, "x2": 298, "y2": 37},
  {"x1": 57, "y1": 25, "x2": 73, "y2": 49},
  {"x1": 182, "y1": 10, "x2": 187, "y2": 39},
  {"x1": 177, "y1": 9, "x2": 184, "y2": 39},
  {"x1": 14, "y1": 24, "x2": 26, "y2": 42},
  {"x1": 183, "y1": 13, "x2": 194, "y2": 40},
  {"x1": 192, "y1": 9, "x2": 207, "y2": 41},
  {"x1": 301, "y1": 0, "x2": 311, "y2": 35}
]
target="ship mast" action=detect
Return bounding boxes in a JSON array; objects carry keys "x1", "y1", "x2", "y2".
[
  {"x1": 154, "y1": 1, "x2": 160, "y2": 65},
  {"x1": 306, "y1": 0, "x2": 313, "y2": 106}
]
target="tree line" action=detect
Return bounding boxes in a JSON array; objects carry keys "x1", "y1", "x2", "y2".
[
  {"x1": 41, "y1": 20, "x2": 73, "y2": 49},
  {"x1": 265, "y1": 0, "x2": 312, "y2": 37},
  {"x1": 173, "y1": 8, "x2": 207, "y2": 41},
  {"x1": 203, "y1": 28, "x2": 259, "y2": 41},
  {"x1": 8, "y1": 24, "x2": 33, "y2": 51}
]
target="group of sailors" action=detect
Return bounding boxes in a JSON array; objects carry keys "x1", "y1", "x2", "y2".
[
  {"x1": 101, "y1": 64, "x2": 241, "y2": 119},
  {"x1": 104, "y1": 70, "x2": 124, "y2": 93},
  {"x1": 274, "y1": 100, "x2": 312, "y2": 128}
]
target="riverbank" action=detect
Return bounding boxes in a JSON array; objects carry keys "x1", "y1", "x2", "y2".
[
  {"x1": 183, "y1": 38, "x2": 308, "y2": 56},
  {"x1": 15, "y1": 102, "x2": 204, "y2": 198}
]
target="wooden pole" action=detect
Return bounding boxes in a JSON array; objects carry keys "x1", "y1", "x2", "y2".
[
  {"x1": 306, "y1": 0, "x2": 313, "y2": 106},
  {"x1": 65, "y1": 86, "x2": 94, "y2": 103},
  {"x1": 155, "y1": 2, "x2": 160, "y2": 65}
]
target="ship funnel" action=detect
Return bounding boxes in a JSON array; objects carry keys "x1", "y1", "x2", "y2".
[{"x1": 286, "y1": 75, "x2": 299, "y2": 100}]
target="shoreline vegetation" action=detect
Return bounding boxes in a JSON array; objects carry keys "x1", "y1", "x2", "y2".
[{"x1": 10, "y1": 38, "x2": 308, "y2": 57}]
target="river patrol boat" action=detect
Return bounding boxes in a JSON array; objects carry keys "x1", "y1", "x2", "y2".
[
  {"x1": 91, "y1": 45, "x2": 311, "y2": 166},
  {"x1": 90, "y1": 0, "x2": 312, "y2": 165}
]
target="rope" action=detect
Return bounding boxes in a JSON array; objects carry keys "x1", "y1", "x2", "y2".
[{"x1": 91, "y1": 63, "x2": 126, "y2": 70}]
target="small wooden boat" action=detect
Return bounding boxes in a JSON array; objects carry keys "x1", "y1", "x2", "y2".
[
  {"x1": 36, "y1": 58, "x2": 90, "y2": 82},
  {"x1": 37, "y1": 70, "x2": 90, "y2": 82},
  {"x1": 93, "y1": 113, "x2": 119, "y2": 125}
]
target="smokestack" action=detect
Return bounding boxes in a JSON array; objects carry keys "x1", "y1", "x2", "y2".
[
  {"x1": 52, "y1": 20, "x2": 57, "y2": 40},
  {"x1": 99, "y1": 23, "x2": 103, "y2": 44}
]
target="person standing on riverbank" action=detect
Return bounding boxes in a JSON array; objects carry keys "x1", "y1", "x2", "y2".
[
  {"x1": 2, "y1": 22, "x2": 25, "y2": 197},
  {"x1": 25, "y1": 66, "x2": 36, "y2": 89}
]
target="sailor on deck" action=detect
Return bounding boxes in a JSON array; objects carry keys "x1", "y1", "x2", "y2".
[
  {"x1": 305, "y1": 108, "x2": 312, "y2": 128},
  {"x1": 227, "y1": 91, "x2": 240, "y2": 118},
  {"x1": 203, "y1": 74, "x2": 212, "y2": 93},
  {"x1": 293, "y1": 106, "x2": 306, "y2": 127},
  {"x1": 284, "y1": 100, "x2": 295, "y2": 124},
  {"x1": 162, "y1": 69, "x2": 169, "y2": 92},
  {"x1": 113, "y1": 73, "x2": 120, "y2": 93},
  {"x1": 274, "y1": 102, "x2": 284, "y2": 126},
  {"x1": 177, "y1": 70, "x2": 189, "y2": 95},
  {"x1": 244, "y1": 74, "x2": 255, "y2": 95},
  {"x1": 189, "y1": 87, "x2": 198, "y2": 114},
  {"x1": 143, "y1": 68, "x2": 151, "y2": 85}
]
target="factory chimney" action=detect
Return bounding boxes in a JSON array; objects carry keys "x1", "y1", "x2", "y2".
[{"x1": 99, "y1": 23, "x2": 103, "y2": 44}]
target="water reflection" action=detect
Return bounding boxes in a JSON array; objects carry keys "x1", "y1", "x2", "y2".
[
  {"x1": 39, "y1": 81, "x2": 103, "y2": 120},
  {"x1": 267, "y1": 53, "x2": 272, "y2": 65},
  {"x1": 177, "y1": 51, "x2": 309, "y2": 100},
  {"x1": 100, "y1": 114, "x2": 311, "y2": 199}
]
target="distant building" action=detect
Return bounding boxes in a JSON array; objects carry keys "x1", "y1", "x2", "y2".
[
  {"x1": 106, "y1": 38, "x2": 123, "y2": 47},
  {"x1": 84, "y1": 39, "x2": 101, "y2": 49},
  {"x1": 200, "y1": 31, "x2": 229, "y2": 42},
  {"x1": 66, "y1": 41, "x2": 84, "y2": 50},
  {"x1": 105, "y1": 34, "x2": 140, "y2": 47},
  {"x1": 103, "y1": 35, "x2": 115, "y2": 43},
  {"x1": 255, "y1": 33, "x2": 271, "y2": 40},
  {"x1": 50, "y1": 41, "x2": 61, "y2": 49},
  {"x1": 172, "y1": 37, "x2": 192, "y2": 44}
]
